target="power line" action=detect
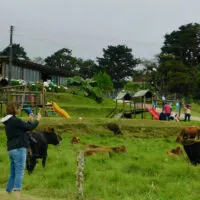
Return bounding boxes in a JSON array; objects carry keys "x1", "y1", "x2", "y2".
[{"x1": 14, "y1": 32, "x2": 200, "y2": 50}]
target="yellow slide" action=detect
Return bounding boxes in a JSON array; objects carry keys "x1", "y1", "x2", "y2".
[{"x1": 52, "y1": 102, "x2": 71, "y2": 118}]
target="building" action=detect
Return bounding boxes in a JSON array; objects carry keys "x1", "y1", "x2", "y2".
[{"x1": 0, "y1": 56, "x2": 67, "y2": 85}]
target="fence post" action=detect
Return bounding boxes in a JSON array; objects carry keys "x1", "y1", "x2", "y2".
[{"x1": 76, "y1": 150, "x2": 85, "y2": 200}]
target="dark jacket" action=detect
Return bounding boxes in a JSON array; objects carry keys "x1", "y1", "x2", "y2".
[{"x1": 1, "y1": 115, "x2": 39, "y2": 151}]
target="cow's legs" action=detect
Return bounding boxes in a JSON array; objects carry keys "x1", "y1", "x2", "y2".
[
  {"x1": 27, "y1": 157, "x2": 37, "y2": 174},
  {"x1": 42, "y1": 154, "x2": 47, "y2": 168}
]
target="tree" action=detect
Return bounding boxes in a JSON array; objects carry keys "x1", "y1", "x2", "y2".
[
  {"x1": 161, "y1": 23, "x2": 200, "y2": 66},
  {"x1": 93, "y1": 72, "x2": 113, "y2": 95},
  {"x1": 33, "y1": 57, "x2": 45, "y2": 65},
  {"x1": 97, "y1": 45, "x2": 139, "y2": 88},
  {"x1": 123, "y1": 81, "x2": 141, "y2": 93},
  {"x1": 155, "y1": 54, "x2": 198, "y2": 97},
  {"x1": 0, "y1": 43, "x2": 29, "y2": 60},
  {"x1": 45, "y1": 48, "x2": 76, "y2": 76},
  {"x1": 141, "y1": 60, "x2": 160, "y2": 92},
  {"x1": 76, "y1": 58, "x2": 97, "y2": 79}
]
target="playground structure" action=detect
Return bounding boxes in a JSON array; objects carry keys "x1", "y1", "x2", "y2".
[
  {"x1": 145, "y1": 107, "x2": 159, "y2": 120},
  {"x1": 52, "y1": 102, "x2": 70, "y2": 118},
  {"x1": 107, "y1": 90, "x2": 157, "y2": 119},
  {"x1": 0, "y1": 85, "x2": 44, "y2": 116},
  {"x1": 0, "y1": 84, "x2": 70, "y2": 118}
]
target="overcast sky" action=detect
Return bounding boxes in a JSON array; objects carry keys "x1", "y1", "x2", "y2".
[{"x1": 0, "y1": 0, "x2": 200, "y2": 61}]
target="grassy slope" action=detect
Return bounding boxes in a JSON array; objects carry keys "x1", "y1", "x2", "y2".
[
  {"x1": 1, "y1": 93, "x2": 200, "y2": 199},
  {"x1": 46, "y1": 93, "x2": 117, "y2": 118}
]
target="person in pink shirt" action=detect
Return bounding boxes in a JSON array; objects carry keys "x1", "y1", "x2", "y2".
[{"x1": 163, "y1": 103, "x2": 171, "y2": 120}]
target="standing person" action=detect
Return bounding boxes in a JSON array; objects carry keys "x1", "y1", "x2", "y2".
[
  {"x1": 175, "y1": 100, "x2": 180, "y2": 117},
  {"x1": 163, "y1": 102, "x2": 171, "y2": 120},
  {"x1": 152, "y1": 99, "x2": 157, "y2": 109},
  {"x1": 162, "y1": 95, "x2": 166, "y2": 111},
  {"x1": 184, "y1": 104, "x2": 191, "y2": 122},
  {"x1": 1, "y1": 102, "x2": 41, "y2": 199}
]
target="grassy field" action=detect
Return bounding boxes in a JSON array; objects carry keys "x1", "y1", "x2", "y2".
[{"x1": 0, "y1": 93, "x2": 200, "y2": 199}]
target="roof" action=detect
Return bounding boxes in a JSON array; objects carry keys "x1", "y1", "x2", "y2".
[
  {"x1": 0, "y1": 57, "x2": 68, "y2": 77},
  {"x1": 115, "y1": 91, "x2": 132, "y2": 100},
  {"x1": 133, "y1": 90, "x2": 152, "y2": 98}
]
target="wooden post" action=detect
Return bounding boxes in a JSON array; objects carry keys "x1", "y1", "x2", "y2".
[
  {"x1": 20, "y1": 85, "x2": 27, "y2": 116},
  {"x1": 76, "y1": 150, "x2": 85, "y2": 200}
]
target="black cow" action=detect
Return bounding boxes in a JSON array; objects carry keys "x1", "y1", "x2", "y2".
[
  {"x1": 183, "y1": 143, "x2": 200, "y2": 165},
  {"x1": 26, "y1": 127, "x2": 62, "y2": 174}
]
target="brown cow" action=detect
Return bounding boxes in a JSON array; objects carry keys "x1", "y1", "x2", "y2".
[
  {"x1": 84, "y1": 145, "x2": 126, "y2": 156},
  {"x1": 176, "y1": 126, "x2": 200, "y2": 143}
]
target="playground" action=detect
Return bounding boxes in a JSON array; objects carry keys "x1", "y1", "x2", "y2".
[{"x1": 0, "y1": 85, "x2": 70, "y2": 119}]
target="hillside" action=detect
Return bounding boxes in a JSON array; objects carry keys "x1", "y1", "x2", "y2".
[{"x1": 46, "y1": 92, "x2": 116, "y2": 118}]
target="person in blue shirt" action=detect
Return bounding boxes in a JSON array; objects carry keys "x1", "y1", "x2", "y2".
[{"x1": 175, "y1": 100, "x2": 180, "y2": 116}]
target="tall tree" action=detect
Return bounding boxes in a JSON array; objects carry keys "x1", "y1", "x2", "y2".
[
  {"x1": 155, "y1": 54, "x2": 198, "y2": 97},
  {"x1": 76, "y1": 58, "x2": 97, "y2": 79},
  {"x1": 0, "y1": 43, "x2": 29, "y2": 60},
  {"x1": 45, "y1": 48, "x2": 76, "y2": 76},
  {"x1": 97, "y1": 45, "x2": 139, "y2": 88},
  {"x1": 140, "y1": 60, "x2": 159, "y2": 92},
  {"x1": 161, "y1": 23, "x2": 200, "y2": 66}
]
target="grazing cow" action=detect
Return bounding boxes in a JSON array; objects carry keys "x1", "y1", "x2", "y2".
[
  {"x1": 107, "y1": 123, "x2": 123, "y2": 135},
  {"x1": 27, "y1": 127, "x2": 62, "y2": 174},
  {"x1": 176, "y1": 126, "x2": 200, "y2": 143},
  {"x1": 176, "y1": 126, "x2": 200, "y2": 165}
]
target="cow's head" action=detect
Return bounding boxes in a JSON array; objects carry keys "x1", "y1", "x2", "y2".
[{"x1": 44, "y1": 127, "x2": 62, "y2": 145}]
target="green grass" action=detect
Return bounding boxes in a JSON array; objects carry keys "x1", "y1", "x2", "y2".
[
  {"x1": 1, "y1": 93, "x2": 200, "y2": 199},
  {"x1": 1, "y1": 128, "x2": 200, "y2": 200},
  {"x1": 0, "y1": 118, "x2": 200, "y2": 199}
]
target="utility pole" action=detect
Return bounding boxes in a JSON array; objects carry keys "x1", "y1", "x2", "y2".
[{"x1": 8, "y1": 25, "x2": 14, "y2": 84}]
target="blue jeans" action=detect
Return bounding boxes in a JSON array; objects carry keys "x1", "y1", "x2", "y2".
[{"x1": 6, "y1": 147, "x2": 27, "y2": 192}]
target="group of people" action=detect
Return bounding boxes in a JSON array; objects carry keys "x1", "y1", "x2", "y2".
[
  {"x1": 153, "y1": 97, "x2": 192, "y2": 122},
  {"x1": 1, "y1": 102, "x2": 41, "y2": 199}
]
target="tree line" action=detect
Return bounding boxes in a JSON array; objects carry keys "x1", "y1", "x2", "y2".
[{"x1": 1, "y1": 22, "x2": 200, "y2": 100}]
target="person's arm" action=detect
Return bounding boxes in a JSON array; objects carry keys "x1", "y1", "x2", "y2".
[{"x1": 16, "y1": 113, "x2": 41, "y2": 131}]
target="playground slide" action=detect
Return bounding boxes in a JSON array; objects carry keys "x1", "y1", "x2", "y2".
[
  {"x1": 145, "y1": 107, "x2": 159, "y2": 120},
  {"x1": 52, "y1": 102, "x2": 71, "y2": 118}
]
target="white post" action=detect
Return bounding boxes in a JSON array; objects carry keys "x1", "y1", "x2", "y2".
[{"x1": 76, "y1": 150, "x2": 85, "y2": 200}]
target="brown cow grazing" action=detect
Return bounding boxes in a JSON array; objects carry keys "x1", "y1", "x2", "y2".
[
  {"x1": 166, "y1": 146, "x2": 183, "y2": 156},
  {"x1": 176, "y1": 126, "x2": 200, "y2": 165},
  {"x1": 176, "y1": 126, "x2": 200, "y2": 143}
]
